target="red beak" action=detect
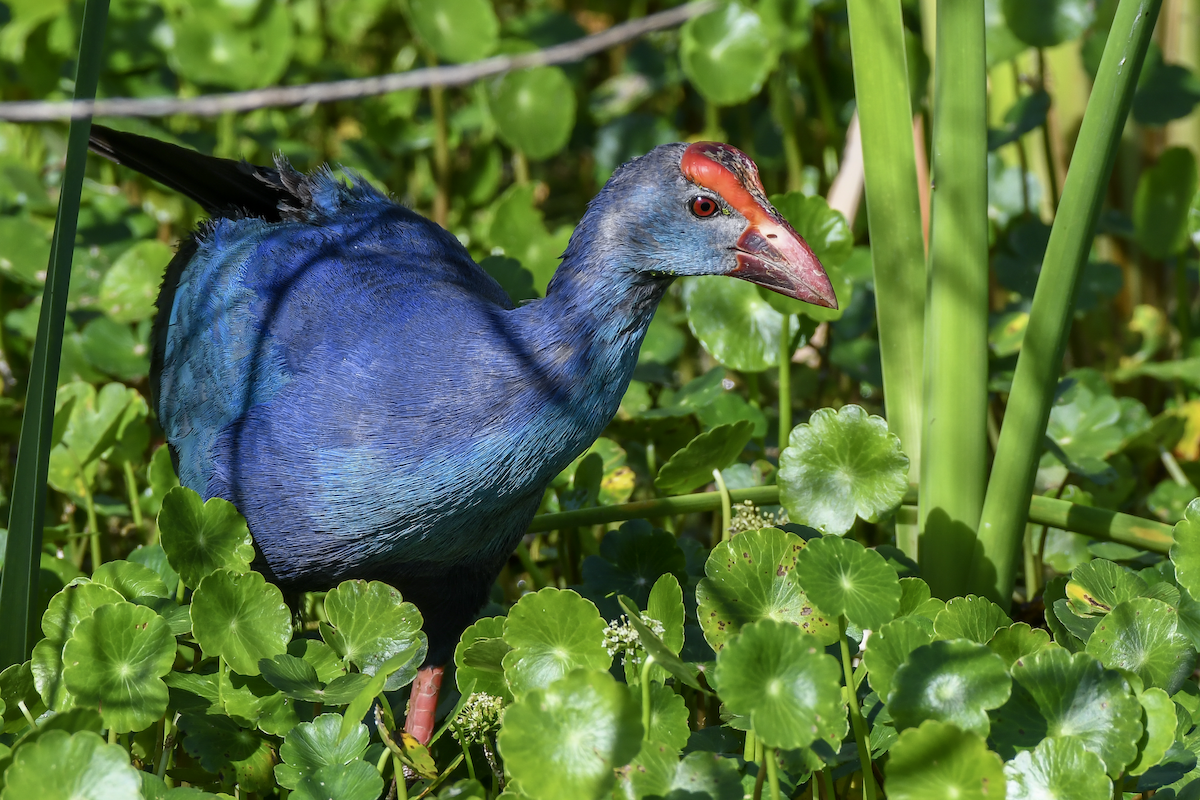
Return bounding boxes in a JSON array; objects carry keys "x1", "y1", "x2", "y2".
[{"x1": 732, "y1": 215, "x2": 838, "y2": 309}]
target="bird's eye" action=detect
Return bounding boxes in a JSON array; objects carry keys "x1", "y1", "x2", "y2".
[{"x1": 690, "y1": 196, "x2": 718, "y2": 218}]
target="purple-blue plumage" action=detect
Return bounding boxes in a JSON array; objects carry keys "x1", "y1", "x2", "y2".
[{"x1": 88, "y1": 127, "x2": 835, "y2": 666}]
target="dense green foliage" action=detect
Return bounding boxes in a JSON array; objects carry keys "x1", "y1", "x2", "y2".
[{"x1": 3, "y1": 0, "x2": 1200, "y2": 797}]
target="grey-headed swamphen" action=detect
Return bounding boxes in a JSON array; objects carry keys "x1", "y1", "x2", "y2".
[{"x1": 87, "y1": 126, "x2": 836, "y2": 742}]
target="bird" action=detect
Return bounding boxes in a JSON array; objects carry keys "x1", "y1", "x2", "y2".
[{"x1": 87, "y1": 125, "x2": 836, "y2": 743}]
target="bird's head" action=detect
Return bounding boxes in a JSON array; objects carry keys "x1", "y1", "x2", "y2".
[{"x1": 597, "y1": 141, "x2": 836, "y2": 309}]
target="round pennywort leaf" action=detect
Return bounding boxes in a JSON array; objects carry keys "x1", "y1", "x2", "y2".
[
  {"x1": 502, "y1": 588, "x2": 610, "y2": 696},
  {"x1": 653, "y1": 421, "x2": 755, "y2": 495},
  {"x1": 191, "y1": 570, "x2": 291, "y2": 676},
  {"x1": 0, "y1": 729, "x2": 141, "y2": 800},
  {"x1": 492, "y1": 67, "x2": 575, "y2": 160},
  {"x1": 887, "y1": 639, "x2": 1012, "y2": 737},
  {"x1": 793, "y1": 534, "x2": 901, "y2": 630},
  {"x1": 1005, "y1": 736, "x2": 1111, "y2": 800},
  {"x1": 680, "y1": 3, "x2": 777, "y2": 106},
  {"x1": 779, "y1": 405, "x2": 909, "y2": 535},
  {"x1": 409, "y1": 0, "x2": 498, "y2": 63},
  {"x1": 886, "y1": 720, "x2": 1005, "y2": 800},
  {"x1": 320, "y1": 580, "x2": 425, "y2": 687},
  {"x1": 1086, "y1": 597, "x2": 1197, "y2": 694},
  {"x1": 158, "y1": 486, "x2": 254, "y2": 589},
  {"x1": 715, "y1": 619, "x2": 846, "y2": 749}
]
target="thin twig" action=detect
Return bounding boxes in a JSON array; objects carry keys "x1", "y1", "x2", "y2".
[{"x1": 0, "y1": 2, "x2": 713, "y2": 121}]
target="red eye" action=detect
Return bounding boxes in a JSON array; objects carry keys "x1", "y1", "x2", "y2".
[{"x1": 691, "y1": 196, "x2": 718, "y2": 217}]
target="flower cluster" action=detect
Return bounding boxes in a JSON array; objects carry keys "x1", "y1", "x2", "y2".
[
  {"x1": 729, "y1": 499, "x2": 789, "y2": 534},
  {"x1": 602, "y1": 614, "x2": 665, "y2": 665},
  {"x1": 450, "y1": 692, "x2": 504, "y2": 744}
]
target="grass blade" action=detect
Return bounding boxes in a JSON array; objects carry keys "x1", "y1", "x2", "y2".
[
  {"x1": 845, "y1": 0, "x2": 928, "y2": 558},
  {"x1": 0, "y1": 0, "x2": 111, "y2": 669},
  {"x1": 971, "y1": 0, "x2": 1163, "y2": 607},
  {"x1": 918, "y1": 0, "x2": 989, "y2": 597}
]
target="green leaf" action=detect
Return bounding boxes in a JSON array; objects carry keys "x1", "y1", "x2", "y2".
[
  {"x1": 987, "y1": 623, "x2": 1052, "y2": 666},
  {"x1": 275, "y1": 713, "x2": 370, "y2": 791},
  {"x1": 191, "y1": 570, "x2": 291, "y2": 676},
  {"x1": 177, "y1": 711, "x2": 262, "y2": 774},
  {"x1": 1000, "y1": 0, "x2": 1094, "y2": 47},
  {"x1": 498, "y1": 669, "x2": 641, "y2": 800},
  {"x1": 793, "y1": 534, "x2": 901, "y2": 630},
  {"x1": 779, "y1": 405, "x2": 910, "y2": 535},
  {"x1": 492, "y1": 67, "x2": 575, "y2": 160},
  {"x1": 989, "y1": 648, "x2": 1141, "y2": 776},
  {"x1": 502, "y1": 588, "x2": 611, "y2": 696},
  {"x1": 885, "y1": 720, "x2": 1005, "y2": 800},
  {"x1": 96, "y1": 240, "x2": 171, "y2": 323},
  {"x1": 653, "y1": 421, "x2": 754, "y2": 494},
  {"x1": 1133, "y1": 61, "x2": 1200, "y2": 127},
  {"x1": 1086, "y1": 598, "x2": 1197, "y2": 694},
  {"x1": 290, "y1": 761, "x2": 383, "y2": 800},
  {"x1": 0, "y1": 215, "x2": 51, "y2": 288},
  {"x1": 61, "y1": 602, "x2": 175, "y2": 733},
  {"x1": 714, "y1": 619, "x2": 846, "y2": 750},
  {"x1": 1169, "y1": 499, "x2": 1200, "y2": 597},
  {"x1": 455, "y1": 617, "x2": 512, "y2": 702},
  {"x1": 617, "y1": 598, "x2": 702, "y2": 691},
  {"x1": 320, "y1": 580, "x2": 425, "y2": 689},
  {"x1": 580, "y1": 521, "x2": 687, "y2": 613},
  {"x1": 1004, "y1": 736, "x2": 1112, "y2": 800},
  {"x1": 1045, "y1": 382, "x2": 1125, "y2": 464},
  {"x1": 886, "y1": 640, "x2": 1011, "y2": 736},
  {"x1": 1128, "y1": 687, "x2": 1176, "y2": 776},
  {"x1": 0, "y1": 729, "x2": 141, "y2": 800},
  {"x1": 988, "y1": 90, "x2": 1051, "y2": 150},
  {"x1": 646, "y1": 574, "x2": 685, "y2": 656},
  {"x1": 696, "y1": 528, "x2": 837, "y2": 652},
  {"x1": 408, "y1": 0, "x2": 498, "y2": 63},
  {"x1": 91, "y1": 559, "x2": 170, "y2": 601},
  {"x1": 167, "y1": 0, "x2": 294, "y2": 90},
  {"x1": 1134, "y1": 147, "x2": 1198, "y2": 259},
  {"x1": 0, "y1": 661, "x2": 40, "y2": 725},
  {"x1": 764, "y1": 193, "x2": 855, "y2": 321},
  {"x1": 635, "y1": 683, "x2": 690, "y2": 751},
  {"x1": 897, "y1": 577, "x2": 945, "y2": 621},
  {"x1": 158, "y1": 486, "x2": 255, "y2": 589},
  {"x1": 668, "y1": 751, "x2": 743, "y2": 799},
  {"x1": 683, "y1": 277, "x2": 795, "y2": 372},
  {"x1": 1067, "y1": 558, "x2": 1149, "y2": 616},
  {"x1": 863, "y1": 617, "x2": 935, "y2": 701},
  {"x1": 680, "y1": 3, "x2": 776, "y2": 106},
  {"x1": 933, "y1": 595, "x2": 1012, "y2": 643},
  {"x1": 32, "y1": 582, "x2": 125, "y2": 711}
]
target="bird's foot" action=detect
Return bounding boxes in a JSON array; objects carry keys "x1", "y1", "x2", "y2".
[{"x1": 404, "y1": 665, "x2": 445, "y2": 745}]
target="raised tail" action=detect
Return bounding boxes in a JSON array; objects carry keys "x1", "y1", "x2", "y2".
[{"x1": 88, "y1": 125, "x2": 298, "y2": 221}]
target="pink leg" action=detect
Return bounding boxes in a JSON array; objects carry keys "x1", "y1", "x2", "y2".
[{"x1": 404, "y1": 665, "x2": 445, "y2": 745}]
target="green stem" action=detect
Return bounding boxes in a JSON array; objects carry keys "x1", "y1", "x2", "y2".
[
  {"x1": 919, "y1": 0, "x2": 988, "y2": 598},
  {"x1": 0, "y1": 0, "x2": 110, "y2": 670},
  {"x1": 845, "y1": 0, "x2": 927, "y2": 558},
  {"x1": 838, "y1": 616, "x2": 876, "y2": 800},
  {"x1": 513, "y1": 151, "x2": 529, "y2": 185},
  {"x1": 744, "y1": 729, "x2": 757, "y2": 763},
  {"x1": 1177, "y1": 258, "x2": 1192, "y2": 354},
  {"x1": 514, "y1": 541, "x2": 548, "y2": 589},
  {"x1": 72, "y1": 456, "x2": 102, "y2": 571},
  {"x1": 973, "y1": 0, "x2": 1164, "y2": 607},
  {"x1": 394, "y1": 755, "x2": 409, "y2": 800},
  {"x1": 770, "y1": 70, "x2": 804, "y2": 192},
  {"x1": 1023, "y1": 524, "x2": 1041, "y2": 600},
  {"x1": 1037, "y1": 50, "x2": 1061, "y2": 212},
  {"x1": 1112, "y1": 773, "x2": 1124, "y2": 800},
  {"x1": 779, "y1": 314, "x2": 793, "y2": 447},
  {"x1": 462, "y1": 738, "x2": 476, "y2": 782},
  {"x1": 17, "y1": 700, "x2": 36, "y2": 728},
  {"x1": 713, "y1": 469, "x2": 732, "y2": 545},
  {"x1": 642, "y1": 655, "x2": 655, "y2": 741},
  {"x1": 1161, "y1": 446, "x2": 1194, "y2": 488},
  {"x1": 376, "y1": 746, "x2": 390, "y2": 775},
  {"x1": 752, "y1": 739, "x2": 767, "y2": 800},
  {"x1": 820, "y1": 769, "x2": 835, "y2": 800},
  {"x1": 766, "y1": 748, "x2": 782, "y2": 800},
  {"x1": 704, "y1": 102, "x2": 724, "y2": 140},
  {"x1": 123, "y1": 461, "x2": 143, "y2": 530}
]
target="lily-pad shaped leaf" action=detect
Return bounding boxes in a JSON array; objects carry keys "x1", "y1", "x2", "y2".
[
  {"x1": 683, "y1": 276, "x2": 799, "y2": 373},
  {"x1": 408, "y1": 0, "x2": 498, "y2": 63},
  {"x1": 696, "y1": 527, "x2": 837, "y2": 652},
  {"x1": 33, "y1": 582, "x2": 126, "y2": 711},
  {"x1": 897, "y1": 577, "x2": 945, "y2": 621},
  {"x1": 455, "y1": 617, "x2": 512, "y2": 701},
  {"x1": 1170, "y1": 498, "x2": 1200, "y2": 599},
  {"x1": 191, "y1": 570, "x2": 291, "y2": 676},
  {"x1": 885, "y1": 720, "x2": 1005, "y2": 800},
  {"x1": 275, "y1": 713, "x2": 370, "y2": 791},
  {"x1": 178, "y1": 711, "x2": 263, "y2": 776},
  {"x1": 290, "y1": 761, "x2": 383, "y2": 800},
  {"x1": 497, "y1": 669, "x2": 642, "y2": 800},
  {"x1": 1128, "y1": 687, "x2": 1176, "y2": 776},
  {"x1": 320, "y1": 580, "x2": 425, "y2": 689},
  {"x1": 580, "y1": 520, "x2": 687, "y2": 613},
  {"x1": 989, "y1": 648, "x2": 1141, "y2": 776},
  {"x1": 654, "y1": 421, "x2": 755, "y2": 495},
  {"x1": 863, "y1": 617, "x2": 935, "y2": 700},
  {"x1": 98, "y1": 240, "x2": 172, "y2": 324},
  {"x1": 1067, "y1": 558, "x2": 1149, "y2": 616},
  {"x1": 887, "y1": 640, "x2": 1011, "y2": 737},
  {"x1": 667, "y1": 751, "x2": 743, "y2": 799},
  {"x1": 0, "y1": 661, "x2": 40, "y2": 725},
  {"x1": 91, "y1": 559, "x2": 170, "y2": 601},
  {"x1": 502, "y1": 589, "x2": 610, "y2": 696},
  {"x1": 1086, "y1": 597, "x2": 1197, "y2": 694},
  {"x1": 680, "y1": 3, "x2": 776, "y2": 107},
  {"x1": 126, "y1": 545, "x2": 180, "y2": 598},
  {"x1": 158, "y1": 486, "x2": 255, "y2": 589},
  {"x1": 258, "y1": 654, "x2": 369, "y2": 706},
  {"x1": 793, "y1": 534, "x2": 901, "y2": 630},
  {"x1": 1005, "y1": 736, "x2": 1111, "y2": 800},
  {"x1": 714, "y1": 619, "x2": 846, "y2": 750},
  {"x1": 1001, "y1": 0, "x2": 1094, "y2": 47},
  {"x1": 933, "y1": 595, "x2": 1012, "y2": 644},
  {"x1": 779, "y1": 405, "x2": 909, "y2": 535},
  {"x1": 62, "y1": 602, "x2": 175, "y2": 733},
  {"x1": 988, "y1": 623, "x2": 1052, "y2": 666},
  {"x1": 0, "y1": 729, "x2": 141, "y2": 800},
  {"x1": 491, "y1": 67, "x2": 575, "y2": 160},
  {"x1": 636, "y1": 683, "x2": 690, "y2": 751}
]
